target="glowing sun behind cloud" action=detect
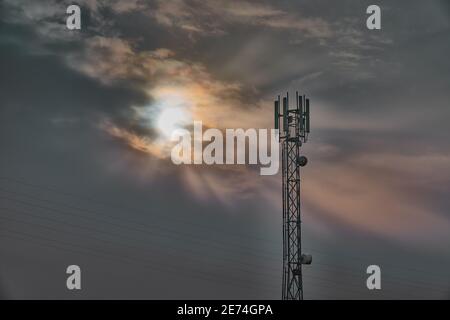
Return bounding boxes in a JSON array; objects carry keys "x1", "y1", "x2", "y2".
[
  {"x1": 93, "y1": 43, "x2": 273, "y2": 203},
  {"x1": 101, "y1": 86, "x2": 196, "y2": 160},
  {"x1": 153, "y1": 88, "x2": 193, "y2": 140}
]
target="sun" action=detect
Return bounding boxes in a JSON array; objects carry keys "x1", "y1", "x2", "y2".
[
  {"x1": 153, "y1": 88, "x2": 193, "y2": 140},
  {"x1": 103, "y1": 86, "x2": 199, "y2": 159},
  {"x1": 156, "y1": 105, "x2": 190, "y2": 138}
]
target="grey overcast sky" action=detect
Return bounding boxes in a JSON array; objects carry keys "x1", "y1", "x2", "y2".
[{"x1": 0, "y1": 0, "x2": 450, "y2": 299}]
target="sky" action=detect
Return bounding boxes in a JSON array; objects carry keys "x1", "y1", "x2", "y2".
[{"x1": 0, "y1": 0, "x2": 450, "y2": 299}]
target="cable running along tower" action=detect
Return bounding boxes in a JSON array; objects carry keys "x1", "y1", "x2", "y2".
[{"x1": 274, "y1": 92, "x2": 312, "y2": 300}]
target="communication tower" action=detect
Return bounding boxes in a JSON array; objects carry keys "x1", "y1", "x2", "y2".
[{"x1": 274, "y1": 92, "x2": 312, "y2": 300}]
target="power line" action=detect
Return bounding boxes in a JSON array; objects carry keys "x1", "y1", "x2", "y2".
[
  {"x1": 2, "y1": 175, "x2": 449, "y2": 281},
  {"x1": 1, "y1": 202, "x2": 445, "y2": 298},
  {"x1": 1, "y1": 176, "x2": 448, "y2": 298}
]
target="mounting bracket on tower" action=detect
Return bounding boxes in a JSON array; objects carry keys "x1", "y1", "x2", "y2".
[{"x1": 274, "y1": 91, "x2": 312, "y2": 300}]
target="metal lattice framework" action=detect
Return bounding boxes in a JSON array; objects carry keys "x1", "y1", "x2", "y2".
[{"x1": 275, "y1": 92, "x2": 311, "y2": 300}]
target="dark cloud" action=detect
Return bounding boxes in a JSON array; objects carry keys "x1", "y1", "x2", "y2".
[{"x1": 1, "y1": 0, "x2": 449, "y2": 299}]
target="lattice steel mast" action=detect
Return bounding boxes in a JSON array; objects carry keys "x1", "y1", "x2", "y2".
[{"x1": 274, "y1": 92, "x2": 312, "y2": 300}]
